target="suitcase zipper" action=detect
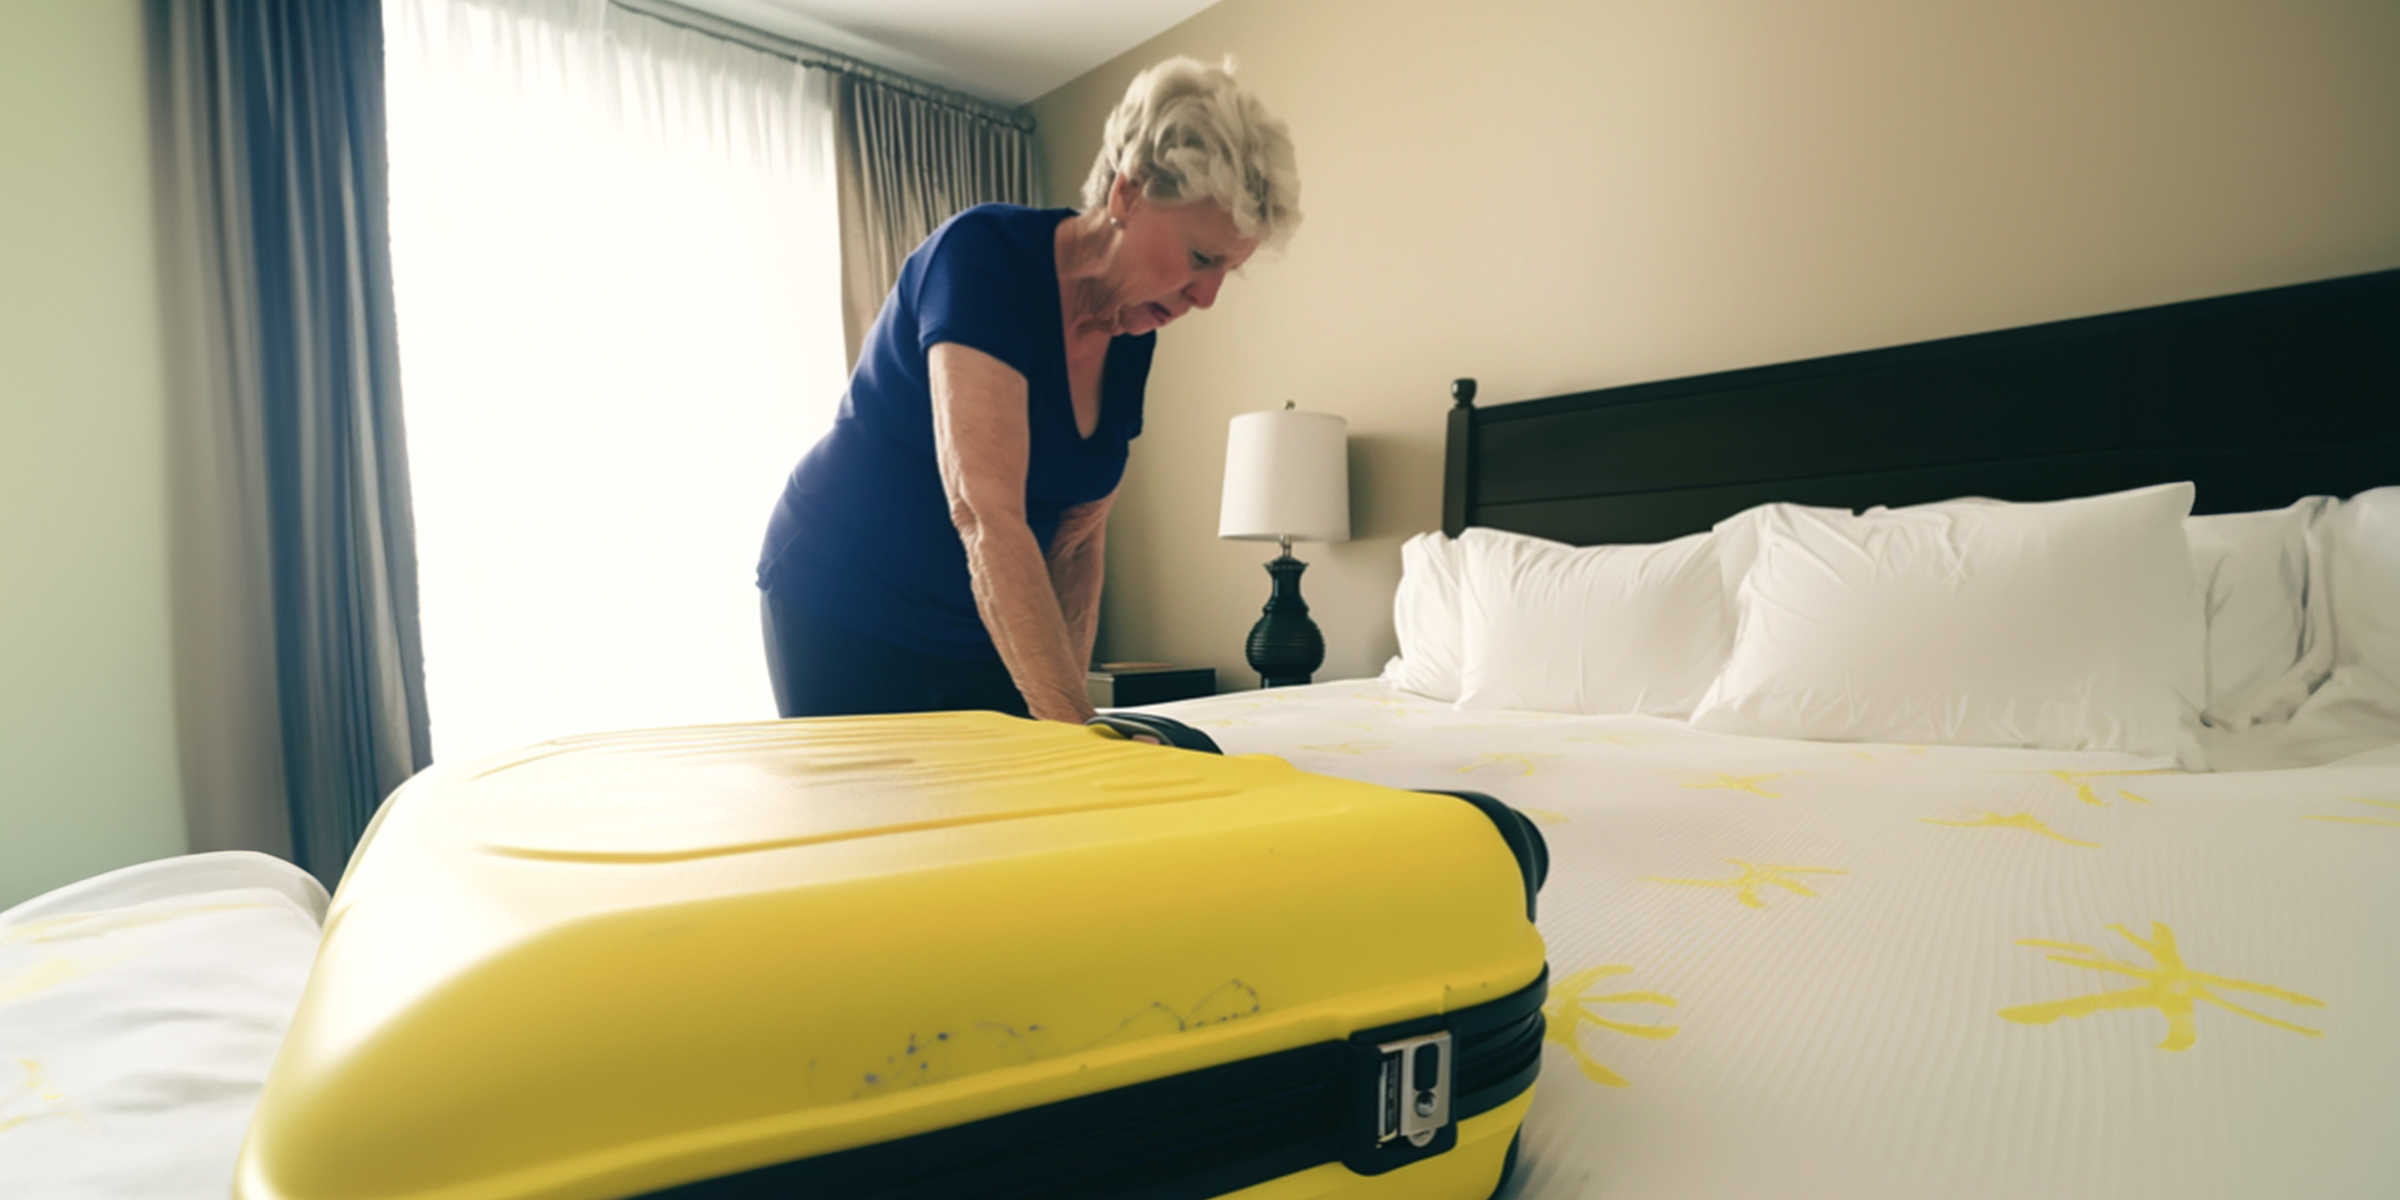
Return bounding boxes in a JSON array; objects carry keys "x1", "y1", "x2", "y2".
[{"x1": 640, "y1": 969, "x2": 1548, "y2": 1200}]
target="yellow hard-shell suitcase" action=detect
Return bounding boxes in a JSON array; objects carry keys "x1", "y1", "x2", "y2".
[{"x1": 238, "y1": 712, "x2": 1550, "y2": 1200}]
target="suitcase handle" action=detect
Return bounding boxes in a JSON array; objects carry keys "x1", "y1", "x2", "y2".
[{"x1": 1083, "y1": 713, "x2": 1224, "y2": 755}]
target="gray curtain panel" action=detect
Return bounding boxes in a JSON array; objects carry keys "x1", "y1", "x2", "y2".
[
  {"x1": 832, "y1": 73, "x2": 1039, "y2": 367},
  {"x1": 148, "y1": 0, "x2": 431, "y2": 890}
]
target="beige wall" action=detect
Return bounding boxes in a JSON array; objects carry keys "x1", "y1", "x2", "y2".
[
  {"x1": 0, "y1": 0, "x2": 188, "y2": 908},
  {"x1": 1029, "y1": 0, "x2": 2400, "y2": 689}
]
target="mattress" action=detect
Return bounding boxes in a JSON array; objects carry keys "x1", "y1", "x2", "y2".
[{"x1": 1139, "y1": 682, "x2": 2400, "y2": 1200}]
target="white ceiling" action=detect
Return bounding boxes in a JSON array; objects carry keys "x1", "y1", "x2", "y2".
[{"x1": 672, "y1": 0, "x2": 1224, "y2": 107}]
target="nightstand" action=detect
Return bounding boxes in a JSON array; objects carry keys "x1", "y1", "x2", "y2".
[{"x1": 1086, "y1": 664, "x2": 1216, "y2": 708}]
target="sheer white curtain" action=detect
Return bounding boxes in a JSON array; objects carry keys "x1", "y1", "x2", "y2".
[{"x1": 384, "y1": 0, "x2": 845, "y2": 765}]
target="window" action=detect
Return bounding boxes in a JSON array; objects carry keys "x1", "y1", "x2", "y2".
[{"x1": 385, "y1": 0, "x2": 845, "y2": 764}]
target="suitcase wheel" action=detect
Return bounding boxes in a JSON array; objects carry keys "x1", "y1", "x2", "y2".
[{"x1": 1488, "y1": 1129, "x2": 1525, "y2": 1200}]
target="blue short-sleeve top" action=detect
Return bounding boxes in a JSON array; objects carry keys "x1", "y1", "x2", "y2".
[{"x1": 757, "y1": 204, "x2": 1153, "y2": 658}]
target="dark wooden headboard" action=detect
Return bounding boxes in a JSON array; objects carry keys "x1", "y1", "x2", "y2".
[{"x1": 1443, "y1": 268, "x2": 2400, "y2": 544}]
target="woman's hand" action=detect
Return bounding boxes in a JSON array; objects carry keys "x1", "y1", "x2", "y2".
[
  {"x1": 1048, "y1": 491, "x2": 1114, "y2": 677},
  {"x1": 929, "y1": 342, "x2": 1100, "y2": 724}
]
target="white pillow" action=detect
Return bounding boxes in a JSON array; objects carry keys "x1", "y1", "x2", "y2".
[
  {"x1": 1455, "y1": 527, "x2": 1728, "y2": 716},
  {"x1": 1712, "y1": 501, "x2": 1848, "y2": 611},
  {"x1": 2323, "y1": 486, "x2": 2400, "y2": 693},
  {"x1": 2283, "y1": 487, "x2": 2400, "y2": 749},
  {"x1": 2184, "y1": 498, "x2": 2332, "y2": 728},
  {"x1": 1380, "y1": 531, "x2": 1466, "y2": 701},
  {"x1": 1782, "y1": 496, "x2": 2331, "y2": 728},
  {"x1": 1690, "y1": 483, "x2": 2207, "y2": 761}
]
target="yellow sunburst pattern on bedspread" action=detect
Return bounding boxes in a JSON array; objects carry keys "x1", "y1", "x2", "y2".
[
  {"x1": 1458, "y1": 752, "x2": 1558, "y2": 777},
  {"x1": 1922, "y1": 810, "x2": 2100, "y2": 848},
  {"x1": 2000, "y1": 922, "x2": 2326, "y2": 1051},
  {"x1": 0, "y1": 1058, "x2": 77, "y2": 1134},
  {"x1": 1543, "y1": 964, "x2": 1680, "y2": 1088},
  {"x1": 2040, "y1": 768, "x2": 2180, "y2": 806},
  {"x1": 1352, "y1": 692, "x2": 1438, "y2": 718},
  {"x1": 1645, "y1": 860, "x2": 1849, "y2": 910},
  {"x1": 0, "y1": 902, "x2": 272, "y2": 1003},
  {"x1": 2304, "y1": 797, "x2": 2400, "y2": 828},
  {"x1": 1677, "y1": 771, "x2": 1794, "y2": 797},
  {"x1": 1296, "y1": 741, "x2": 1389, "y2": 756}
]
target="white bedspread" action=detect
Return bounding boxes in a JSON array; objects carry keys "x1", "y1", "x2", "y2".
[
  {"x1": 1145, "y1": 682, "x2": 2400, "y2": 1200},
  {"x1": 0, "y1": 851, "x2": 327, "y2": 1200}
]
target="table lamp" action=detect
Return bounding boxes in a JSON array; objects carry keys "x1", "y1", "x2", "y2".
[{"x1": 1218, "y1": 403, "x2": 1350, "y2": 687}]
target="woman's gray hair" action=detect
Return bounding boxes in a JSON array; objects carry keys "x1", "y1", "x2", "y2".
[{"x1": 1081, "y1": 56, "x2": 1301, "y2": 251}]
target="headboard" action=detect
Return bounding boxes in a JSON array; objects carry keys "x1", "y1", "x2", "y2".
[{"x1": 1443, "y1": 268, "x2": 2400, "y2": 544}]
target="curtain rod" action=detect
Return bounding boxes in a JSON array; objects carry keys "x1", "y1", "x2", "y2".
[{"x1": 609, "y1": 0, "x2": 1037, "y2": 132}]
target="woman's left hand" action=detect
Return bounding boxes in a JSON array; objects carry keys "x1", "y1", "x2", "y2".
[{"x1": 929, "y1": 342, "x2": 1100, "y2": 723}]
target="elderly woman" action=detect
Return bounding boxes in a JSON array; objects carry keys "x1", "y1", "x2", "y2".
[{"x1": 756, "y1": 58, "x2": 1301, "y2": 724}]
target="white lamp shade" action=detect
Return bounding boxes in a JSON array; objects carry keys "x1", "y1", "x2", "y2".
[{"x1": 1218, "y1": 409, "x2": 1350, "y2": 543}]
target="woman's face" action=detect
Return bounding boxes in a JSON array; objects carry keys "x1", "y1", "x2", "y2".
[{"x1": 1104, "y1": 178, "x2": 1260, "y2": 337}]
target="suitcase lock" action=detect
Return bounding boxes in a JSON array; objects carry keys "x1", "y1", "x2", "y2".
[{"x1": 1373, "y1": 1031, "x2": 1452, "y2": 1147}]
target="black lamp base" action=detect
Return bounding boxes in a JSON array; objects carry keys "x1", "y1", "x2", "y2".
[{"x1": 1245, "y1": 551, "x2": 1324, "y2": 688}]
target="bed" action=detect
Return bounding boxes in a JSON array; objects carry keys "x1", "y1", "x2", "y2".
[
  {"x1": 1148, "y1": 683, "x2": 2400, "y2": 1197},
  {"x1": 4, "y1": 266, "x2": 2395, "y2": 1198},
  {"x1": 1174, "y1": 264, "x2": 2400, "y2": 1197},
  {"x1": 0, "y1": 852, "x2": 327, "y2": 1196}
]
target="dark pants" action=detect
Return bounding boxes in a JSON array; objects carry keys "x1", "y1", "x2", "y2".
[{"x1": 761, "y1": 592, "x2": 1030, "y2": 720}]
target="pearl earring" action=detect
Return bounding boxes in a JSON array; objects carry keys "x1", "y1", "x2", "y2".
[{"x1": 1109, "y1": 216, "x2": 1123, "y2": 229}]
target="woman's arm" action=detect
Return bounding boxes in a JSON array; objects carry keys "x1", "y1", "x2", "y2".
[
  {"x1": 929, "y1": 342, "x2": 1098, "y2": 724},
  {"x1": 1048, "y1": 491, "x2": 1115, "y2": 675}
]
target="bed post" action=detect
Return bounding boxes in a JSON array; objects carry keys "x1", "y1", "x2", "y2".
[{"x1": 1442, "y1": 378, "x2": 1476, "y2": 536}]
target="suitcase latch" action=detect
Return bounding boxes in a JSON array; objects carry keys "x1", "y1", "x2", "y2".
[{"x1": 1373, "y1": 1031, "x2": 1452, "y2": 1147}]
